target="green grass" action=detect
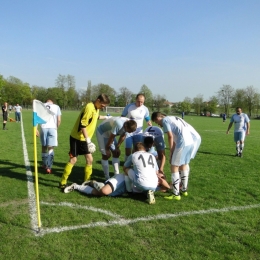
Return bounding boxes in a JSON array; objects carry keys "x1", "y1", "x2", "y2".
[{"x1": 1, "y1": 110, "x2": 260, "y2": 260}]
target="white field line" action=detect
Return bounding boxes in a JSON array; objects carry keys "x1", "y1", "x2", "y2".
[
  {"x1": 37, "y1": 202, "x2": 260, "y2": 237},
  {"x1": 20, "y1": 116, "x2": 39, "y2": 232},
  {"x1": 20, "y1": 115, "x2": 260, "y2": 236}
]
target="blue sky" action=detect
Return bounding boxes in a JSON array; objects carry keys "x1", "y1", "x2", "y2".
[{"x1": 1, "y1": 0, "x2": 260, "y2": 102}]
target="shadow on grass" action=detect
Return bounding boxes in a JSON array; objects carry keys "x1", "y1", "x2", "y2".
[{"x1": 198, "y1": 150, "x2": 235, "y2": 157}]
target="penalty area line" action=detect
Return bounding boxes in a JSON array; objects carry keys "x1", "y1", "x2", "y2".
[{"x1": 36, "y1": 203, "x2": 260, "y2": 236}]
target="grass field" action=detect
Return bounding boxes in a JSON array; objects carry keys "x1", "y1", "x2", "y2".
[{"x1": 1, "y1": 110, "x2": 260, "y2": 260}]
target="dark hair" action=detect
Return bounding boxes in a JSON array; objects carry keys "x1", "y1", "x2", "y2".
[
  {"x1": 134, "y1": 142, "x2": 145, "y2": 152},
  {"x1": 143, "y1": 136, "x2": 154, "y2": 147},
  {"x1": 124, "y1": 120, "x2": 137, "y2": 133},
  {"x1": 96, "y1": 94, "x2": 110, "y2": 104},
  {"x1": 151, "y1": 112, "x2": 167, "y2": 121}
]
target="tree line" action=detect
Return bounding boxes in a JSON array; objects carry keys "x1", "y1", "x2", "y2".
[{"x1": 0, "y1": 74, "x2": 259, "y2": 117}]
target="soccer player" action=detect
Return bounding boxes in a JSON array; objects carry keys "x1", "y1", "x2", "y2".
[
  {"x1": 142, "y1": 126, "x2": 166, "y2": 174},
  {"x1": 96, "y1": 117, "x2": 137, "y2": 180},
  {"x1": 2, "y1": 102, "x2": 8, "y2": 130},
  {"x1": 226, "y1": 107, "x2": 250, "y2": 157},
  {"x1": 123, "y1": 142, "x2": 159, "y2": 204},
  {"x1": 151, "y1": 112, "x2": 194, "y2": 201},
  {"x1": 36, "y1": 99, "x2": 61, "y2": 174},
  {"x1": 13, "y1": 103, "x2": 22, "y2": 122},
  {"x1": 59, "y1": 94, "x2": 110, "y2": 190},
  {"x1": 64, "y1": 173, "x2": 127, "y2": 197},
  {"x1": 121, "y1": 93, "x2": 152, "y2": 161}
]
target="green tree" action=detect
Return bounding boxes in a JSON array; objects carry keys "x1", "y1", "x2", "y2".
[
  {"x1": 193, "y1": 94, "x2": 204, "y2": 115},
  {"x1": 217, "y1": 85, "x2": 234, "y2": 117},
  {"x1": 118, "y1": 87, "x2": 133, "y2": 106}
]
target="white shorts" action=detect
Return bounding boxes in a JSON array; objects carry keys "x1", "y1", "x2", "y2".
[
  {"x1": 96, "y1": 129, "x2": 117, "y2": 155},
  {"x1": 191, "y1": 136, "x2": 201, "y2": 159},
  {"x1": 127, "y1": 169, "x2": 157, "y2": 191},
  {"x1": 171, "y1": 144, "x2": 193, "y2": 166},
  {"x1": 105, "y1": 174, "x2": 126, "y2": 196},
  {"x1": 40, "y1": 128, "x2": 58, "y2": 147},
  {"x1": 234, "y1": 131, "x2": 245, "y2": 142}
]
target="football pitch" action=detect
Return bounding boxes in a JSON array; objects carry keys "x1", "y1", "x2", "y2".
[{"x1": 1, "y1": 110, "x2": 260, "y2": 259}]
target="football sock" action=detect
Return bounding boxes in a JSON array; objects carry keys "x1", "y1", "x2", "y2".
[
  {"x1": 101, "y1": 159, "x2": 110, "y2": 178},
  {"x1": 124, "y1": 175, "x2": 133, "y2": 192},
  {"x1": 112, "y1": 157, "x2": 120, "y2": 174},
  {"x1": 171, "y1": 172, "x2": 180, "y2": 196},
  {"x1": 240, "y1": 143, "x2": 244, "y2": 153},
  {"x1": 236, "y1": 143, "x2": 240, "y2": 154},
  {"x1": 47, "y1": 149, "x2": 54, "y2": 169},
  {"x1": 41, "y1": 152, "x2": 48, "y2": 167},
  {"x1": 78, "y1": 185, "x2": 93, "y2": 194},
  {"x1": 180, "y1": 170, "x2": 189, "y2": 191},
  {"x1": 60, "y1": 162, "x2": 74, "y2": 185},
  {"x1": 84, "y1": 164, "x2": 92, "y2": 181}
]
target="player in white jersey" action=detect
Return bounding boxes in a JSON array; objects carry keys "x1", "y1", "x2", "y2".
[
  {"x1": 143, "y1": 126, "x2": 166, "y2": 173},
  {"x1": 226, "y1": 107, "x2": 250, "y2": 157},
  {"x1": 36, "y1": 99, "x2": 61, "y2": 173},
  {"x1": 124, "y1": 142, "x2": 159, "y2": 204},
  {"x1": 121, "y1": 93, "x2": 152, "y2": 161},
  {"x1": 152, "y1": 112, "x2": 194, "y2": 201},
  {"x1": 96, "y1": 117, "x2": 137, "y2": 180}
]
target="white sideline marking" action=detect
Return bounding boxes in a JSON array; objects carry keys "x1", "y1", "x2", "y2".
[
  {"x1": 20, "y1": 116, "x2": 39, "y2": 232},
  {"x1": 36, "y1": 202, "x2": 260, "y2": 237},
  {"x1": 20, "y1": 115, "x2": 260, "y2": 236}
]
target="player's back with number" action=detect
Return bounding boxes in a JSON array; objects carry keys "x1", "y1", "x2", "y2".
[{"x1": 131, "y1": 150, "x2": 158, "y2": 186}]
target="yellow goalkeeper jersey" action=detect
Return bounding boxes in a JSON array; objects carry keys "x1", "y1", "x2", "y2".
[{"x1": 70, "y1": 102, "x2": 100, "y2": 141}]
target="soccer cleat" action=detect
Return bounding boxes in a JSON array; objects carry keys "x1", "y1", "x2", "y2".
[
  {"x1": 180, "y1": 190, "x2": 188, "y2": 197},
  {"x1": 147, "y1": 190, "x2": 156, "y2": 204},
  {"x1": 64, "y1": 183, "x2": 77, "y2": 193},
  {"x1": 46, "y1": 168, "x2": 51, "y2": 174},
  {"x1": 82, "y1": 180, "x2": 92, "y2": 186},
  {"x1": 59, "y1": 183, "x2": 68, "y2": 191},
  {"x1": 164, "y1": 194, "x2": 181, "y2": 200},
  {"x1": 239, "y1": 153, "x2": 243, "y2": 158}
]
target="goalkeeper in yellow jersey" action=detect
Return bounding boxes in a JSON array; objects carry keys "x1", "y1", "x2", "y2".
[{"x1": 59, "y1": 94, "x2": 110, "y2": 190}]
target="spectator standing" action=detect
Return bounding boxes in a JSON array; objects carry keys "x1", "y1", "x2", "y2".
[
  {"x1": 14, "y1": 103, "x2": 22, "y2": 122},
  {"x1": 2, "y1": 102, "x2": 8, "y2": 130}
]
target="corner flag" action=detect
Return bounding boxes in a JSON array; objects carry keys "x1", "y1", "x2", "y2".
[{"x1": 32, "y1": 100, "x2": 55, "y2": 231}]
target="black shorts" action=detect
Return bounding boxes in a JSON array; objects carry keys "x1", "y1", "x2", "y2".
[
  {"x1": 3, "y1": 112, "x2": 7, "y2": 121},
  {"x1": 69, "y1": 136, "x2": 90, "y2": 157}
]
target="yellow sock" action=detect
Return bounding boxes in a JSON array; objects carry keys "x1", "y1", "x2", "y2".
[
  {"x1": 60, "y1": 162, "x2": 74, "y2": 185},
  {"x1": 84, "y1": 164, "x2": 92, "y2": 181}
]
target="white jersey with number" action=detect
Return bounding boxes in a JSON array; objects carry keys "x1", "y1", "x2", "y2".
[
  {"x1": 40, "y1": 102, "x2": 61, "y2": 129},
  {"x1": 127, "y1": 151, "x2": 158, "y2": 187},
  {"x1": 162, "y1": 116, "x2": 193, "y2": 148}
]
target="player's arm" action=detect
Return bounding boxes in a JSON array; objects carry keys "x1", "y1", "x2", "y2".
[
  {"x1": 246, "y1": 122, "x2": 250, "y2": 135},
  {"x1": 157, "y1": 150, "x2": 166, "y2": 173},
  {"x1": 57, "y1": 115, "x2": 61, "y2": 128},
  {"x1": 226, "y1": 122, "x2": 233, "y2": 134},
  {"x1": 105, "y1": 133, "x2": 116, "y2": 150}
]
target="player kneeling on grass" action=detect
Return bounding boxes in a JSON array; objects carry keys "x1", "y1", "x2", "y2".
[
  {"x1": 96, "y1": 117, "x2": 137, "y2": 180},
  {"x1": 123, "y1": 142, "x2": 160, "y2": 204}
]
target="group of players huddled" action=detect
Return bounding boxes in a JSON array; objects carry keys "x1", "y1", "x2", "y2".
[{"x1": 37, "y1": 93, "x2": 201, "y2": 205}]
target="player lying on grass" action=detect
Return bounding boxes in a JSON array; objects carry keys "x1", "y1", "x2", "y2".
[
  {"x1": 96, "y1": 117, "x2": 137, "y2": 180},
  {"x1": 64, "y1": 172, "x2": 170, "y2": 204}
]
